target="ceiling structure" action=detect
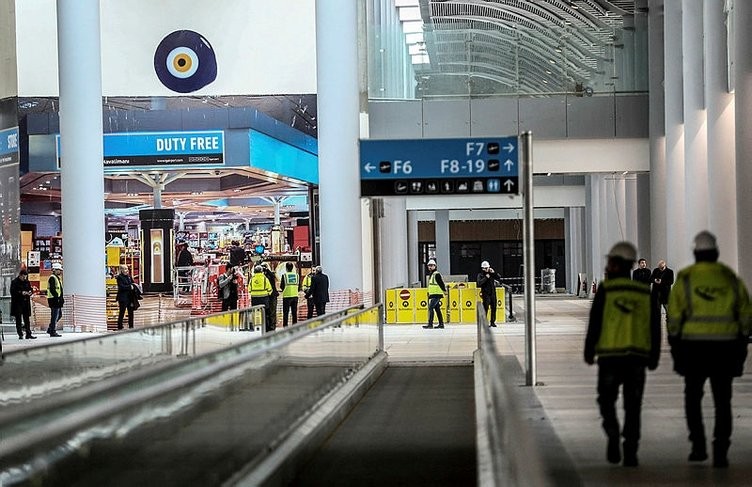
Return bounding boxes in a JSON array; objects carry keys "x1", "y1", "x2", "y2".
[{"x1": 397, "y1": 0, "x2": 643, "y2": 95}]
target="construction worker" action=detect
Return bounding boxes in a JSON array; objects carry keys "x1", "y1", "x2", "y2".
[
  {"x1": 280, "y1": 262, "x2": 299, "y2": 327},
  {"x1": 422, "y1": 259, "x2": 447, "y2": 329},
  {"x1": 667, "y1": 231, "x2": 752, "y2": 468},
  {"x1": 584, "y1": 242, "x2": 660, "y2": 468},
  {"x1": 248, "y1": 265, "x2": 273, "y2": 332},
  {"x1": 46, "y1": 262, "x2": 64, "y2": 337},
  {"x1": 302, "y1": 269, "x2": 314, "y2": 320}
]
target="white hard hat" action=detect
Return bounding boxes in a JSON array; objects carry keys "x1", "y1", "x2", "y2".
[
  {"x1": 607, "y1": 242, "x2": 637, "y2": 262},
  {"x1": 52, "y1": 263, "x2": 63, "y2": 270},
  {"x1": 694, "y1": 231, "x2": 718, "y2": 252},
  {"x1": 427, "y1": 259, "x2": 437, "y2": 266},
  {"x1": 481, "y1": 260, "x2": 490, "y2": 268}
]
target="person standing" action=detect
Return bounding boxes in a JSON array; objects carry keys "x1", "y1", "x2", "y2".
[
  {"x1": 46, "y1": 263, "x2": 64, "y2": 337},
  {"x1": 11, "y1": 269, "x2": 35, "y2": 339},
  {"x1": 176, "y1": 241, "x2": 194, "y2": 293},
  {"x1": 302, "y1": 270, "x2": 314, "y2": 320},
  {"x1": 262, "y1": 263, "x2": 279, "y2": 329},
  {"x1": 650, "y1": 259, "x2": 674, "y2": 311},
  {"x1": 249, "y1": 265, "x2": 273, "y2": 331},
  {"x1": 632, "y1": 258, "x2": 652, "y2": 285},
  {"x1": 116, "y1": 265, "x2": 138, "y2": 329},
  {"x1": 308, "y1": 266, "x2": 330, "y2": 316},
  {"x1": 423, "y1": 259, "x2": 447, "y2": 329},
  {"x1": 584, "y1": 242, "x2": 660, "y2": 467},
  {"x1": 477, "y1": 260, "x2": 502, "y2": 327},
  {"x1": 280, "y1": 262, "x2": 299, "y2": 327},
  {"x1": 228, "y1": 240, "x2": 246, "y2": 267},
  {"x1": 667, "y1": 231, "x2": 751, "y2": 468},
  {"x1": 218, "y1": 265, "x2": 239, "y2": 311}
]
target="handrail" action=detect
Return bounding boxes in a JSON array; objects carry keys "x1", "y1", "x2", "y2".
[
  {"x1": 474, "y1": 304, "x2": 550, "y2": 486},
  {"x1": 0, "y1": 303, "x2": 380, "y2": 463}
]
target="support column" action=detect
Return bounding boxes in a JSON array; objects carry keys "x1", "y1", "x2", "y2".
[
  {"x1": 564, "y1": 207, "x2": 585, "y2": 294},
  {"x1": 736, "y1": 1, "x2": 752, "y2": 284},
  {"x1": 682, "y1": 0, "x2": 709, "y2": 241},
  {"x1": 705, "y1": 0, "x2": 737, "y2": 270},
  {"x1": 649, "y1": 0, "x2": 667, "y2": 264},
  {"x1": 625, "y1": 176, "x2": 638, "y2": 244},
  {"x1": 380, "y1": 198, "x2": 407, "y2": 289},
  {"x1": 636, "y1": 173, "x2": 651, "y2": 262},
  {"x1": 434, "y1": 210, "x2": 450, "y2": 275},
  {"x1": 316, "y1": 0, "x2": 363, "y2": 290},
  {"x1": 407, "y1": 210, "x2": 419, "y2": 286},
  {"x1": 57, "y1": 0, "x2": 106, "y2": 326},
  {"x1": 664, "y1": 1, "x2": 688, "y2": 268},
  {"x1": 585, "y1": 175, "x2": 603, "y2": 295}
]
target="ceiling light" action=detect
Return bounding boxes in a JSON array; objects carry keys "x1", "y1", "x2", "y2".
[{"x1": 191, "y1": 191, "x2": 203, "y2": 195}]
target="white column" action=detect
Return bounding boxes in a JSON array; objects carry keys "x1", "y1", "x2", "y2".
[
  {"x1": 380, "y1": 198, "x2": 408, "y2": 289},
  {"x1": 648, "y1": 0, "x2": 667, "y2": 264},
  {"x1": 736, "y1": 1, "x2": 752, "y2": 284},
  {"x1": 635, "y1": 173, "x2": 652, "y2": 262},
  {"x1": 57, "y1": 0, "x2": 106, "y2": 325},
  {"x1": 434, "y1": 210, "x2": 450, "y2": 275},
  {"x1": 316, "y1": 0, "x2": 363, "y2": 290},
  {"x1": 682, "y1": 0, "x2": 709, "y2": 241},
  {"x1": 565, "y1": 207, "x2": 585, "y2": 294},
  {"x1": 664, "y1": 1, "x2": 688, "y2": 268},
  {"x1": 705, "y1": 0, "x2": 737, "y2": 270},
  {"x1": 585, "y1": 176, "x2": 601, "y2": 295},
  {"x1": 625, "y1": 176, "x2": 638, "y2": 244},
  {"x1": 407, "y1": 209, "x2": 419, "y2": 286}
]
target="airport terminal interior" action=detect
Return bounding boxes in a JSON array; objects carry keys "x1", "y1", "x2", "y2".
[{"x1": 2, "y1": 0, "x2": 752, "y2": 485}]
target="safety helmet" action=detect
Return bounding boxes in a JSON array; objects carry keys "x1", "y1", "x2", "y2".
[
  {"x1": 694, "y1": 231, "x2": 718, "y2": 252},
  {"x1": 481, "y1": 260, "x2": 490, "y2": 269},
  {"x1": 607, "y1": 242, "x2": 637, "y2": 262},
  {"x1": 52, "y1": 263, "x2": 63, "y2": 271},
  {"x1": 254, "y1": 265, "x2": 263, "y2": 273},
  {"x1": 427, "y1": 259, "x2": 437, "y2": 266}
]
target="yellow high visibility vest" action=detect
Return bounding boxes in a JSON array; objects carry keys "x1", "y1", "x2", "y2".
[
  {"x1": 595, "y1": 278, "x2": 652, "y2": 358},
  {"x1": 282, "y1": 272, "x2": 299, "y2": 298},
  {"x1": 248, "y1": 273, "x2": 271, "y2": 297}
]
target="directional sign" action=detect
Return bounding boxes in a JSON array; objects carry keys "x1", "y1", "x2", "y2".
[
  {"x1": 0, "y1": 127, "x2": 19, "y2": 166},
  {"x1": 359, "y1": 137, "x2": 519, "y2": 197}
]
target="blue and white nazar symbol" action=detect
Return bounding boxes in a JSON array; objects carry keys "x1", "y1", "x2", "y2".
[{"x1": 154, "y1": 30, "x2": 217, "y2": 93}]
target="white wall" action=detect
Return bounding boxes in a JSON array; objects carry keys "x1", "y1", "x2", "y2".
[
  {"x1": 15, "y1": 0, "x2": 316, "y2": 97},
  {"x1": 0, "y1": 0, "x2": 17, "y2": 99}
]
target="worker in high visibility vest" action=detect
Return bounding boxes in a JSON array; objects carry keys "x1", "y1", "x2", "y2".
[
  {"x1": 302, "y1": 270, "x2": 314, "y2": 320},
  {"x1": 280, "y1": 262, "x2": 299, "y2": 327},
  {"x1": 668, "y1": 231, "x2": 752, "y2": 468},
  {"x1": 248, "y1": 265, "x2": 273, "y2": 331},
  {"x1": 46, "y1": 262, "x2": 64, "y2": 337},
  {"x1": 422, "y1": 259, "x2": 447, "y2": 329},
  {"x1": 584, "y1": 242, "x2": 660, "y2": 468}
]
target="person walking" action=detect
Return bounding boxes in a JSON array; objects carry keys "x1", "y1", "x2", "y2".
[
  {"x1": 262, "y1": 263, "x2": 279, "y2": 329},
  {"x1": 11, "y1": 269, "x2": 35, "y2": 339},
  {"x1": 280, "y1": 262, "x2": 299, "y2": 327},
  {"x1": 307, "y1": 266, "x2": 330, "y2": 316},
  {"x1": 477, "y1": 260, "x2": 502, "y2": 327},
  {"x1": 249, "y1": 265, "x2": 273, "y2": 331},
  {"x1": 116, "y1": 264, "x2": 138, "y2": 329},
  {"x1": 584, "y1": 242, "x2": 660, "y2": 467},
  {"x1": 218, "y1": 264, "x2": 239, "y2": 311},
  {"x1": 650, "y1": 259, "x2": 674, "y2": 311},
  {"x1": 423, "y1": 259, "x2": 447, "y2": 329},
  {"x1": 667, "y1": 231, "x2": 751, "y2": 468},
  {"x1": 302, "y1": 270, "x2": 314, "y2": 319},
  {"x1": 46, "y1": 262, "x2": 64, "y2": 337},
  {"x1": 632, "y1": 258, "x2": 652, "y2": 285}
]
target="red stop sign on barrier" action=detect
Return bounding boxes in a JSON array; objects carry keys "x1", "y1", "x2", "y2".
[{"x1": 399, "y1": 289, "x2": 411, "y2": 300}]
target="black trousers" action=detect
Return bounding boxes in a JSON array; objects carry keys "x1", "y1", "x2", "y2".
[
  {"x1": 117, "y1": 302, "x2": 134, "y2": 329},
  {"x1": 684, "y1": 373, "x2": 733, "y2": 449},
  {"x1": 282, "y1": 296, "x2": 298, "y2": 327},
  {"x1": 481, "y1": 293, "x2": 497, "y2": 324},
  {"x1": 15, "y1": 313, "x2": 31, "y2": 337},
  {"x1": 251, "y1": 296, "x2": 273, "y2": 332},
  {"x1": 222, "y1": 298, "x2": 238, "y2": 311},
  {"x1": 267, "y1": 295, "x2": 278, "y2": 329},
  {"x1": 597, "y1": 360, "x2": 646, "y2": 452},
  {"x1": 428, "y1": 296, "x2": 444, "y2": 326},
  {"x1": 314, "y1": 300, "x2": 326, "y2": 317},
  {"x1": 306, "y1": 297, "x2": 314, "y2": 320}
]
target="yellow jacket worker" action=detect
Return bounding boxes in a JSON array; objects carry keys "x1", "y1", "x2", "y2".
[
  {"x1": 248, "y1": 265, "x2": 273, "y2": 332},
  {"x1": 667, "y1": 231, "x2": 752, "y2": 468}
]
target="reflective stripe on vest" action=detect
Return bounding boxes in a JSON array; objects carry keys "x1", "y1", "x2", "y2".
[
  {"x1": 249, "y1": 274, "x2": 270, "y2": 297},
  {"x1": 668, "y1": 262, "x2": 743, "y2": 341},
  {"x1": 47, "y1": 274, "x2": 62, "y2": 298},
  {"x1": 595, "y1": 278, "x2": 652, "y2": 358},
  {"x1": 427, "y1": 271, "x2": 442, "y2": 296},
  {"x1": 282, "y1": 272, "x2": 299, "y2": 298}
]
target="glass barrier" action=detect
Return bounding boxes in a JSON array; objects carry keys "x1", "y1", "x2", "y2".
[
  {"x1": 0, "y1": 304, "x2": 361, "y2": 409},
  {"x1": 0, "y1": 305, "x2": 382, "y2": 485}
]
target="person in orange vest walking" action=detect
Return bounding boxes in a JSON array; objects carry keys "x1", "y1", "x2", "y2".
[{"x1": 248, "y1": 265, "x2": 273, "y2": 332}]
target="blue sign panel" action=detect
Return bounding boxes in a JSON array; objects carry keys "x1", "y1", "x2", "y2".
[
  {"x1": 359, "y1": 137, "x2": 518, "y2": 196},
  {"x1": 57, "y1": 130, "x2": 225, "y2": 168},
  {"x1": 0, "y1": 127, "x2": 19, "y2": 166}
]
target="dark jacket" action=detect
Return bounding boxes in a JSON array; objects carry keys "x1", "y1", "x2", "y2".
[
  {"x1": 116, "y1": 273, "x2": 135, "y2": 305},
  {"x1": 650, "y1": 266, "x2": 674, "y2": 304},
  {"x1": 264, "y1": 268, "x2": 279, "y2": 298},
  {"x1": 10, "y1": 276, "x2": 32, "y2": 317},
  {"x1": 229, "y1": 245, "x2": 246, "y2": 267},
  {"x1": 632, "y1": 267, "x2": 652, "y2": 285},
  {"x1": 177, "y1": 248, "x2": 193, "y2": 267},
  {"x1": 308, "y1": 272, "x2": 330, "y2": 304},
  {"x1": 477, "y1": 270, "x2": 501, "y2": 298}
]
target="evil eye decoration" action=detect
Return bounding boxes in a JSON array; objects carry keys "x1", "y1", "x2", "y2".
[{"x1": 154, "y1": 30, "x2": 217, "y2": 93}]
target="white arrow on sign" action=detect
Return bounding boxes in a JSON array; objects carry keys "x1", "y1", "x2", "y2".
[
  {"x1": 504, "y1": 179, "x2": 515, "y2": 191},
  {"x1": 503, "y1": 143, "x2": 515, "y2": 154},
  {"x1": 364, "y1": 163, "x2": 375, "y2": 173},
  {"x1": 504, "y1": 159, "x2": 514, "y2": 171}
]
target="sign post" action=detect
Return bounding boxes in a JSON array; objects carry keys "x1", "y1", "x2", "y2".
[{"x1": 521, "y1": 132, "x2": 537, "y2": 386}]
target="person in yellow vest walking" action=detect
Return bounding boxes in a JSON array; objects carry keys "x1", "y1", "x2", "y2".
[
  {"x1": 248, "y1": 265, "x2": 273, "y2": 332},
  {"x1": 302, "y1": 270, "x2": 314, "y2": 320},
  {"x1": 280, "y1": 262, "x2": 299, "y2": 327},
  {"x1": 667, "y1": 231, "x2": 752, "y2": 468},
  {"x1": 422, "y1": 259, "x2": 447, "y2": 329},
  {"x1": 584, "y1": 242, "x2": 660, "y2": 467},
  {"x1": 46, "y1": 262, "x2": 64, "y2": 337}
]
